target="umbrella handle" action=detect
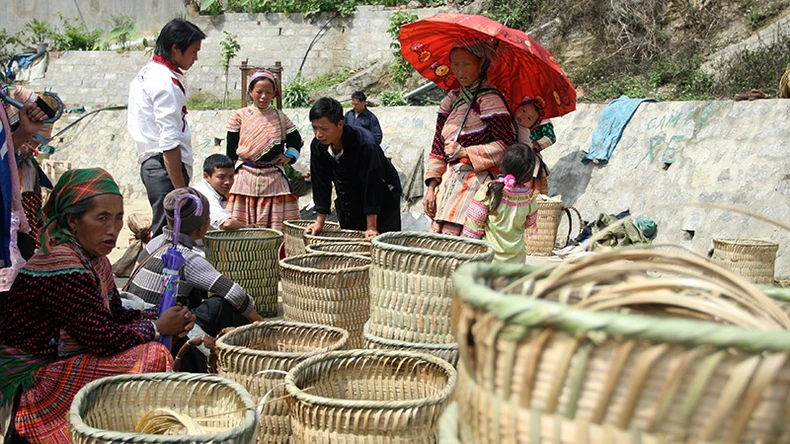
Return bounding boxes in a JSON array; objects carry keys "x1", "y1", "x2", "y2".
[{"x1": 172, "y1": 193, "x2": 203, "y2": 245}]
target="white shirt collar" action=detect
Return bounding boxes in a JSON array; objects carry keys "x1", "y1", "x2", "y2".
[{"x1": 328, "y1": 145, "x2": 343, "y2": 160}]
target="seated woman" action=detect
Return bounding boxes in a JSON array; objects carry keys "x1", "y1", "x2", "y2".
[{"x1": 0, "y1": 168, "x2": 195, "y2": 443}]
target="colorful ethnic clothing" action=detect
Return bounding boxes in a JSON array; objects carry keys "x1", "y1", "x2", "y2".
[
  {"x1": 14, "y1": 342, "x2": 171, "y2": 443},
  {"x1": 426, "y1": 83, "x2": 515, "y2": 227},
  {"x1": 462, "y1": 181, "x2": 538, "y2": 264},
  {"x1": 226, "y1": 106, "x2": 302, "y2": 231},
  {"x1": 517, "y1": 121, "x2": 555, "y2": 195}
]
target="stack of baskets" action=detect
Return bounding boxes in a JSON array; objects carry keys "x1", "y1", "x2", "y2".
[
  {"x1": 451, "y1": 250, "x2": 790, "y2": 443},
  {"x1": 215, "y1": 321, "x2": 348, "y2": 442},
  {"x1": 282, "y1": 220, "x2": 340, "y2": 257},
  {"x1": 284, "y1": 349, "x2": 457, "y2": 443},
  {"x1": 280, "y1": 252, "x2": 371, "y2": 348},
  {"x1": 712, "y1": 238, "x2": 779, "y2": 285},
  {"x1": 69, "y1": 372, "x2": 257, "y2": 443},
  {"x1": 306, "y1": 241, "x2": 372, "y2": 257},
  {"x1": 303, "y1": 227, "x2": 367, "y2": 247},
  {"x1": 365, "y1": 232, "x2": 494, "y2": 365},
  {"x1": 204, "y1": 228, "x2": 283, "y2": 317},
  {"x1": 523, "y1": 197, "x2": 564, "y2": 256}
]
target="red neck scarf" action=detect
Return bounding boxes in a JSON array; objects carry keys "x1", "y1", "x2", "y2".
[{"x1": 153, "y1": 54, "x2": 183, "y2": 76}]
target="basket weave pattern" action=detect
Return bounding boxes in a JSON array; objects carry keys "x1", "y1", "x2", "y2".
[
  {"x1": 452, "y1": 257, "x2": 790, "y2": 443},
  {"x1": 282, "y1": 220, "x2": 339, "y2": 257},
  {"x1": 367, "y1": 232, "x2": 494, "y2": 349},
  {"x1": 306, "y1": 241, "x2": 372, "y2": 256},
  {"x1": 284, "y1": 349, "x2": 457, "y2": 443},
  {"x1": 216, "y1": 321, "x2": 348, "y2": 443},
  {"x1": 280, "y1": 253, "x2": 370, "y2": 348},
  {"x1": 204, "y1": 229, "x2": 283, "y2": 317},
  {"x1": 363, "y1": 321, "x2": 459, "y2": 366},
  {"x1": 712, "y1": 238, "x2": 778, "y2": 285},
  {"x1": 303, "y1": 228, "x2": 367, "y2": 247},
  {"x1": 523, "y1": 199, "x2": 564, "y2": 256},
  {"x1": 68, "y1": 372, "x2": 257, "y2": 443}
]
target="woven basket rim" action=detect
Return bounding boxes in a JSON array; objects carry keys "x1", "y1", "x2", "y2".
[
  {"x1": 68, "y1": 372, "x2": 257, "y2": 442},
  {"x1": 371, "y1": 231, "x2": 494, "y2": 261},
  {"x1": 216, "y1": 320, "x2": 349, "y2": 359},
  {"x1": 363, "y1": 322, "x2": 458, "y2": 351},
  {"x1": 205, "y1": 227, "x2": 283, "y2": 240},
  {"x1": 454, "y1": 262, "x2": 790, "y2": 353},
  {"x1": 306, "y1": 241, "x2": 372, "y2": 249},
  {"x1": 280, "y1": 252, "x2": 371, "y2": 273},
  {"x1": 304, "y1": 229, "x2": 368, "y2": 242},
  {"x1": 283, "y1": 219, "x2": 340, "y2": 229},
  {"x1": 713, "y1": 238, "x2": 779, "y2": 249},
  {"x1": 284, "y1": 349, "x2": 457, "y2": 410}
]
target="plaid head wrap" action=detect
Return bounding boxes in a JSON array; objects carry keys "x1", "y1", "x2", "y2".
[
  {"x1": 38, "y1": 168, "x2": 121, "y2": 254},
  {"x1": 247, "y1": 69, "x2": 279, "y2": 105}
]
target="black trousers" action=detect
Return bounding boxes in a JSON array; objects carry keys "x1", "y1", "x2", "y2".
[
  {"x1": 140, "y1": 154, "x2": 190, "y2": 238},
  {"x1": 336, "y1": 189, "x2": 402, "y2": 233},
  {"x1": 172, "y1": 296, "x2": 250, "y2": 373}
]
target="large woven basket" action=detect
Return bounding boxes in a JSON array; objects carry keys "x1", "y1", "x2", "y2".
[
  {"x1": 68, "y1": 373, "x2": 257, "y2": 443},
  {"x1": 306, "y1": 241, "x2": 372, "y2": 257},
  {"x1": 280, "y1": 252, "x2": 370, "y2": 348},
  {"x1": 363, "y1": 321, "x2": 458, "y2": 366},
  {"x1": 216, "y1": 321, "x2": 349, "y2": 443},
  {"x1": 282, "y1": 220, "x2": 339, "y2": 257},
  {"x1": 712, "y1": 238, "x2": 778, "y2": 285},
  {"x1": 523, "y1": 198, "x2": 564, "y2": 256},
  {"x1": 452, "y1": 253, "x2": 790, "y2": 443},
  {"x1": 303, "y1": 228, "x2": 367, "y2": 246},
  {"x1": 204, "y1": 228, "x2": 283, "y2": 317},
  {"x1": 284, "y1": 349, "x2": 457, "y2": 443},
  {"x1": 368, "y1": 231, "x2": 494, "y2": 345}
]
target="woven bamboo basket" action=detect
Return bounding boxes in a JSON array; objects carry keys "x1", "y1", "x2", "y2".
[
  {"x1": 363, "y1": 321, "x2": 458, "y2": 366},
  {"x1": 215, "y1": 321, "x2": 349, "y2": 443},
  {"x1": 438, "y1": 402, "x2": 461, "y2": 444},
  {"x1": 451, "y1": 252, "x2": 790, "y2": 443},
  {"x1": 282, "y1": 220, "x2": 340, "y2": 257},
  {"x1": 284, "y1": 349, "x2": 457, "y2": 443},
  {"x1": 68, "y1": 372, "x2": 257, "y2": 443},
  {"x1": 204, "y1": 228, "x2": 283, "y2": 317},
  {"x1": 303, "y1": 228, "x2": 367, "y2": 247},
  {"x1": 280, "y1": 252, "x2": 370, "y2": 348},
  {"x1": 368, "y1": 231, "x2": 494, "y2": 345},
  {"x1": 712, "y1": 238, "x2": 778, "y2": 285},
  {"x1": 523, "y1": 199, "x2": 564, "y2": 256},
  {"x1": 306, "y1": 241, "x2": 372, "y2": 257}
]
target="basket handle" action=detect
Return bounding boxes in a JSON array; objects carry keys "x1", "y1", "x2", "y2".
[
  {"x1": 172, "y1": 327, "x2": 235, "y2": 373},
  {"x1": 561, "y1": 205, "x2": 583, "y2": 248}
]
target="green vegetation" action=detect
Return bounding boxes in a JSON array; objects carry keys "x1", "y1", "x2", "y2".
[
  {"x1": 195, "y1": 0, "x2": 444, "y2": 18},
  {"x1": 380, "y1": 88, "x2": 407, "y2": 105},
  {"x1": 220, "y1": 31, "x2": 241, "y2": 106},
  {"x1": 387, "y1": 10, "x2": 418, "y2": 87},
  {"x1": 107, "y1": 15, "x2": 137, "y2": 50},
  {"x1": 304, "y1": 67, "x2": 358, "y2": 92},
  {"x1": 188, "y1": 90, "x2": 240, "y2": 110},
  {"x1": 282, "y1": 73, "x2": 311, "y2": 108},
  {"x1": 51, "y1": 14, "x2": 105, "y2": 51}
]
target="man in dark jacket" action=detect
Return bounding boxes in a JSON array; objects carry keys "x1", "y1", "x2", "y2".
[
  {"x1": 344, "y1": 91, "x2": 383, "y2": 145},
  {"x1": 307, "y1": 97, "x2": 401, "y2": 239}
]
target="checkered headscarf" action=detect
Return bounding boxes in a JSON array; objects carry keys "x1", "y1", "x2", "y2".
[{"x1": 39, "y1": 168, "x2": 121, "y2": 254}]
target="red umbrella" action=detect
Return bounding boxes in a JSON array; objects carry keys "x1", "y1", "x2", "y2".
[{"x1": 399, "y1": 13, "x2": 576, "y2": 119}]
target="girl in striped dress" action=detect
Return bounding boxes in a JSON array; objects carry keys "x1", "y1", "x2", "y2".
[
  {"x1": 226, "y1": 69, "x2": 303, "y2": 231},
  {"x1": 423, "y1": 37, "x2": 516, "y2": 236},
  {"x1": 462, "y1": 143, "x2": 539, "y2": 264}
]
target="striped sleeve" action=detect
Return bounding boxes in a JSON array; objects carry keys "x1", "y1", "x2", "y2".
[
  {"x1": 466, "y1": 95, "x2": 515, "y2": 173},
  {"x1": 524, "y1": 201, "x2": 539, "y2": 237},
  {"x1": 180, "y1": 251, "x2": 253, "y2": 316},
  {"x1": 227, "y1": 108, "x2": 243, "y2": 132},
  {"x1": 462, "y1": 186, "x2": 490, "y2": 239}
]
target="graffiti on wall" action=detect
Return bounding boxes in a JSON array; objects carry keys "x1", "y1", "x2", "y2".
[{"x1": 638, "y1": 101, "x2": 724, "y2": 166}]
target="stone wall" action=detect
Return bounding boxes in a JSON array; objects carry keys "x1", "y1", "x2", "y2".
[
  {"x1": 24, "y1": 7, "x2": 442, "y2": 108},
  {"x1": 46, "y1": 99, "x2": 790, "y2": 278}
]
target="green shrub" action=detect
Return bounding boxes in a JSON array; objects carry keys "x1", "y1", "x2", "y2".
[
  {"x1": 749, "y1": 2, "x2": 788, "y2": 29},
  {"x1": 51, "y1": 14, "x2": 104, "y2": 51},
  {"x1": 387, "y1": 10, "x2": 418, "y2": 86},
  {"x1": 282, "y1": 73, "x2": 311, "y2": 107},
  {"x1": 380, "y1": 89, "x2": 406, "y2": 106},
  {"x1": 0, "y1": 29, "x2": 21, "y2": 69},
  {"x1": 188, "y1": 90, "x2": 237, "y2": 110},
  {"x1": 305, "y1": 66, "x2": 357, "y2": 92},
  {"x1": 22, "y1": 19, "x2": 53, "y2": 45},
  {"x1": 107, "y1": 15, "x2": 137, "y2": 50},
  {"x1": 714, "y1": 33, "x2": 790, "y2": 97}
]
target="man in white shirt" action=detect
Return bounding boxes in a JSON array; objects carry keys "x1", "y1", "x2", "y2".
[
  {"x1": 192, "y1": 154, "x2": 246, "y2": 230},
  {"x1": 128, "y1": 18, "x2": 206, "y2": 237}
]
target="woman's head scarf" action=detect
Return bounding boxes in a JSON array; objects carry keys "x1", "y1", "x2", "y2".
[
  {"x1": 39, "y1": 168, "x2": 121, "y2": 254},
  {"x1": 247, "y1": 69, "x2": 279, "y2": 106},
  {"x1": 450, "y1": 36, "x2": 496, "y2": 79}
]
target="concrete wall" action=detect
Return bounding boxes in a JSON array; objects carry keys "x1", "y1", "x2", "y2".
[
  {"x1": 23, "y1": 7, "x2": 442, "y2": 108},
  {"x1": 46, "y1": 99, "x2": 790, "y2": 277},
  {"x1": 2, "y1": 0, "x2": 189, "y2": 37}
]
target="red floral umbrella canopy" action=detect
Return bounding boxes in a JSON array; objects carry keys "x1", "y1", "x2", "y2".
[{"x1": 399, "y1": 13, "x2": 576, "y2": 119}]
